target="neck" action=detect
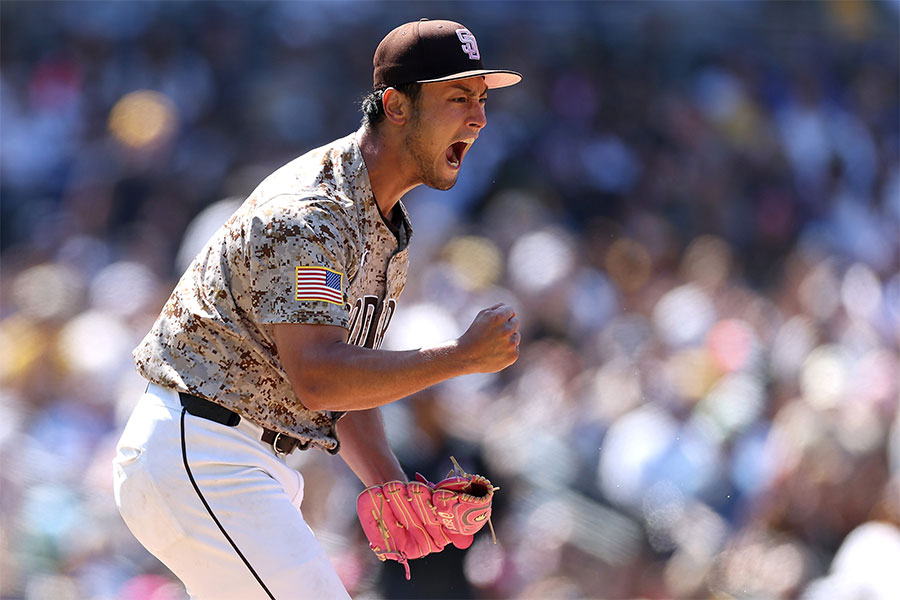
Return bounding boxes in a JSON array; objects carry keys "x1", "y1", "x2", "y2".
[{"x1": 358, "y1": 125, "x2": 420, "y2": 218}]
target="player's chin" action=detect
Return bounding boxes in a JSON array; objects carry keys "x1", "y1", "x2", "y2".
[
  {"x1": 424, "y1": 168, "x2": 459, "y2": 191},
  {"x1": 430, "y1": 178, "x2": 457, "y2": 191}
]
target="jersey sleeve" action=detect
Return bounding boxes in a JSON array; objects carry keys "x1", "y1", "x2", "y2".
[{"x1": 245, "y1": 196, "x2": 357, "y2": 328}]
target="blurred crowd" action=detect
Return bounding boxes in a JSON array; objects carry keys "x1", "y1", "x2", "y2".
[{"x1": 1, "y1": 1, "x2": 898, "y2": 599}]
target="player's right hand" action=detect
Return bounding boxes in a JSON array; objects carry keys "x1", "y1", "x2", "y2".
[{"x1": 456, "y1": 303, "x2": 520, "y2": 373}]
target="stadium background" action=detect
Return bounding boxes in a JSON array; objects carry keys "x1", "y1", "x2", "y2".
[{"x1": 1, "y1": 1, "x2": 898, "y2": 598}]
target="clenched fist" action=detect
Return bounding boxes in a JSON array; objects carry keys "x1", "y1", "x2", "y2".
[{"x1": 455, "y1": 303, "x2": 520, "y2": 374}]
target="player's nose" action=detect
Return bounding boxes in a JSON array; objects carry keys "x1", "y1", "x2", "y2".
[{"x1": 468, "y1": 101, "x2": 486, "y2": 131}]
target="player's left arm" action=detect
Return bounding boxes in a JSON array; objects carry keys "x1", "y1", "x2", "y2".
[{"x1": 337, "y1": 408, "x2": 406, "y2": 487}]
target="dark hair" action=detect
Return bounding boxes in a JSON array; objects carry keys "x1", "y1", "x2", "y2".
[{"x1": 359, "y1": 82, "x2": 422, "y2": 128}]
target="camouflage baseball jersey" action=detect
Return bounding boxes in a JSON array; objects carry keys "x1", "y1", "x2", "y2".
[{"x1": 133, "y1": 131, "x2": 412, "y2": 453}]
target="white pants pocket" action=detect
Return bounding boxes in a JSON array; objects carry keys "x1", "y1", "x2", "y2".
[{"x1": 113, "y1": 444, "x2": 188, "y2": 554}]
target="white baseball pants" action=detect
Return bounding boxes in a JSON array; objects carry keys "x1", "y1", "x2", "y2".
[{"x1": 112, "y1": 383, "x2": 350, "y2": 600}]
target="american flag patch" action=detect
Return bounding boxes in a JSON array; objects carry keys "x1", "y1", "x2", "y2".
[{"x1": 295, "y1": 266, "x2": 344, "y2": 305}]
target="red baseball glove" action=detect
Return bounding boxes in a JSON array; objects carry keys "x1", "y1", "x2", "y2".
[{"x1": 356, "y1": 458, "x2": 497, "y2": 579}]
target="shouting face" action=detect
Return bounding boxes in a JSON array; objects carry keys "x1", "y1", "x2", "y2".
[{"x1": 402, "y1": 77, "x2": 488, "y2": 191}]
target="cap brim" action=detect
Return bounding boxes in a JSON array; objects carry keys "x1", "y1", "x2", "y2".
[{"x1": 416, "y1": 69, "x2": 522, "y2": 89}]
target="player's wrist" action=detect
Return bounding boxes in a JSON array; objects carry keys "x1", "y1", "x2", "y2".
[
  {"x1": 421, "y1": 339, "x2": 476, "y2": 377},
  {"x1": 357, "y1": 461, "x2": 407, "y2": 488}
]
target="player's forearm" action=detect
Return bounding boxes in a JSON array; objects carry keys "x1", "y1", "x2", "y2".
[
  {"x1": 336, "y1": 409, "x2": 406, "y2": 487},
  {"x1": 273, "y1": 304, "x2": 519, "y2": 412},
  {"x1": 292, "y1": 341, "x2": 470, "y2": 412}
]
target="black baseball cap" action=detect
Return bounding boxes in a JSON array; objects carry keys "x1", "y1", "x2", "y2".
[{"x1": 373, "y1": 19, "x2": 522, "y2": 90}]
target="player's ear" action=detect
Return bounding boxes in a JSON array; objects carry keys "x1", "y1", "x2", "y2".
[{"x1": 382, "y1": 87, "x2": 411, "y2": 125}]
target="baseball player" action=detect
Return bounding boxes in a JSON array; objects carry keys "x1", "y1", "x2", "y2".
[{"x1": 112, "y1": 19, "x2": 521, "y2": 600}]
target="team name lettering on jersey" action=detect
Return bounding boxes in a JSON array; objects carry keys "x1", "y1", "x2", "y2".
[{"x1": 347, "y1": 295, "x2": 396, "y2": 349}]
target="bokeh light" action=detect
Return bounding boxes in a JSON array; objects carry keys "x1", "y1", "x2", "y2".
[
  {"x1": 442, "y1": 235, "x2": 503, "y2": 291},
  {"x1": 57, "y1": 310, "x2": 132, "y2": 377},
  {"x1": 508, "y1": 228, "x2": 574, "y2": 295},
  {"x1": 653, "y1": 284, "x2": 716, "y2": 348},
  {"x1": 107, "y1": 90, "x2": 178, "y2": 149},
  {"x1": 664, "y1": 347, "x2": 718, "y2": 401},
  {"x1": 800, "y1": 345, "x2": 849, "y2": 410},
  {"x1": 706, "y1": 318, "x2": 758, "y2": 373},
  {"x1": 11, "y1": 263, "x2": 84, "y2": 321},
  {"x1": 88, "y1": 261, "x2": 160, "y2": 318},
  {"x1": 841, "y1": 262, "x2": 883, "y2": 321}
]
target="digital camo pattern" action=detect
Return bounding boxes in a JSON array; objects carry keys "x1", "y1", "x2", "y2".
[{"x1": 133, "y1": 131, "x2": 412, "y2": 453}]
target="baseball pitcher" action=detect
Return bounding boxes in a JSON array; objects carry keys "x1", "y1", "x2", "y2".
[{"x1": 112, "y1": 19, "x2": 521, "y2": 599}]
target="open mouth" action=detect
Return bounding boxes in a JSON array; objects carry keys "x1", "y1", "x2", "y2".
[{"x1": 445, "y1": 138, "x2": 475, "y2": 169}]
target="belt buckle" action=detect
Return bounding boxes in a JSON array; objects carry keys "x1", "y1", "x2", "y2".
[{"x1": 272, "y1": 432, "x2": 292, "y2": 456}]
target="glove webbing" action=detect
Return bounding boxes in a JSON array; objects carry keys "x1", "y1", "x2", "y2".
[{"x1": 448, "y1": 456, "x2": 498, "y2": 545}]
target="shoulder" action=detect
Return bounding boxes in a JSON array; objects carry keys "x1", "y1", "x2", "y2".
[
  {"x1": 249, "y1": 194, "x2": 354, "y2": 234},
  {"x1": 239, "y1": 134, "x2": 363, "y2": 240},
  {"x1": 251, "y1": 135, "x2": 359, "y2": 213}
]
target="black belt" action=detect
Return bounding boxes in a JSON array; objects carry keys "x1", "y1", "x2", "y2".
[{"x1": 178, "y1": 392, "x2": 303, "y2": 456}]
